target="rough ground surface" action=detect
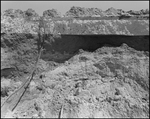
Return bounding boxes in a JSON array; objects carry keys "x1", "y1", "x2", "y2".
[
  {"x1": 1, "y1": 44, "x2": 149, "y2": 118},
  {"x1": 1, "y1": 6, "x2": 149, "y2": 118}
]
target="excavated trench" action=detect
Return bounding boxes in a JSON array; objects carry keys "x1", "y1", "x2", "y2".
[
  {"x1": 45, "y1": 34, "x2": 149, "y2": 52},
  {"x1": 1, "y1": 34, "x2": 149, "y2": 77},
  {"x1": 1, "y1": 33, "x2": 149, "y2": 54},
  {"x1": 42, "y1": 34, "x2": 149, "y2": 62}
]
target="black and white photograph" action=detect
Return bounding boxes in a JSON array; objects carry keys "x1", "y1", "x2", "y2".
[{"x1": 1, "y1": 1, "x2": 149, "y2": 118}]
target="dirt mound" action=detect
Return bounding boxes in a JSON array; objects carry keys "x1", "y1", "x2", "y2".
[
  {"x1": 23, "y1": 8, "x2": 40, "y2": 21},
  {"x1": 127, "y1": 9, "x2": 149, "y2": 15},
  {"x1": 140, "y1": 9, "x2": 149, "y2": 15},
  {"x1": 65, "y1": 6, "x2": 104, "y2": 17},
  {"x1": 2, "y1": 8, "x2": 39, "y2": 20},
  {"x1": 2, "y1": 9, "x2": 24, "y2": 18},
  {"x1": 43, "y1": 9, "x2": 61, "y2": 18},
  {"x1": 24, "y1": 8, "x2": 39, "y2": 17},
  {"x1": 65, "y1": 6, "x2": 149, "y2": 18},
  {"x1": 104, "y1": 8, "x2": 149, "y2": 16},
  {"x1": 1, "y1": 44, "x2": 149, "y2": 118},
  {"x1": 104, "y1": 7, "x2": 120, "y2": 16}
]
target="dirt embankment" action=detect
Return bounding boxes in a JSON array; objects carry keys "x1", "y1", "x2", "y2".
[
  {"x1": 52, "y1": 20, "x2": 149, "y2": 35},
  {"x1": 42, "y1": 34, "x2": 149, "y2": 62},
  {"x1": 44, "y1": 35, "x2": 149, "y2": 53},
  {"x1": 1, "y1": 34, "x2": 149, "y2": 64},
  {"x1": 1, "y1": 14, "x2": 149, "y2": 35}
]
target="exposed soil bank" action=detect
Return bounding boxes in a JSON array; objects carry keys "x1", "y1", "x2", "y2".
[
  {"x1": 44, "y1": 35, "x2": 149, "y2": 54},
  {"x1": 42, "y1": 35, "x2": 149, "y2": 62},
  {"x1": 1, "y1": 33, "x2": 149, "y2": 63},
  {"x1": 36, "y1": 34, "x2": 149, "y2": 63},
  {"x1": 1, "y1": 34, "x2": 149, "y2": 71}
]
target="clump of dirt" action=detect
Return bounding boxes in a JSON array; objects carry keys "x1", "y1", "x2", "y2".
[{"x1": 1, "y1": 44, "x2": 149, "y2": 118}]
